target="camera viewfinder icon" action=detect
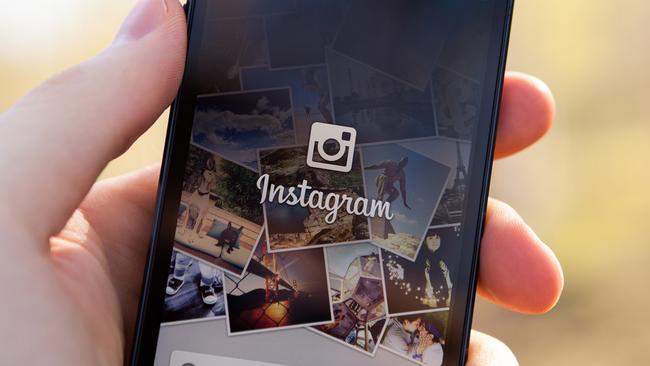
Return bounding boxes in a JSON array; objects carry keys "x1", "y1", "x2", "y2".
[{"x1": 306, "y1": 122, "x2": 358, "y2": 173}]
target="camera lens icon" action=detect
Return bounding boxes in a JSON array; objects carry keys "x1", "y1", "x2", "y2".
[{"x1": 307, "y1": 122, "x2": 357, "y2": 173}]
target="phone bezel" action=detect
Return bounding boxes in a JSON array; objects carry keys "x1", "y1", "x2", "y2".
[{"x1": 129, "y1": 1, "x2": 514, "y2": 364}]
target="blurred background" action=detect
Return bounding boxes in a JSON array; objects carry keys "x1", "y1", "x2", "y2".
[{"x1": 1, "y1": 1, "x2": 649, "y2": 364}]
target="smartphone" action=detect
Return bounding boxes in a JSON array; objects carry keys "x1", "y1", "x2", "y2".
[{"x1": 130, "y1": 0, "x2": 513, "y2": 365}]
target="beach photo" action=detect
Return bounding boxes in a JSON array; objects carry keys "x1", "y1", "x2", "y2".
[
  {"x1": 362, "y1": 143, "x2": 450, "y2": 260},
  {"x1": 224, "y1": 237, "x2": 333, "y2": 335},
  {"x1": 192, "y1": 88, "x2": 296, "y2": 170},
  {"x1": 259, "y1": 145, "x2": 370, "y2": 251},
  {"x1": 311, "y1": 243, "x2": 388, "y2": 356},
  {"x1": 174, "y1": 144, "x2": 263, "y2": 277},
  {"x1": 382, "y1": 225, "x2": 462, "y2": 316}
]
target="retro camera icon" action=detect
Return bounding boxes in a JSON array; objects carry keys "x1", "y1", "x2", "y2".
[{"x1": 307, "y1": 122, "x2": 358, "y2": 173}]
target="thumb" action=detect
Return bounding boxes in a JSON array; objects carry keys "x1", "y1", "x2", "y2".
[{"x1": 0, "y1": 0, "x2": 186, "y2": 245}]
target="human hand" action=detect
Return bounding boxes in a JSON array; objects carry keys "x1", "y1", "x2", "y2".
[
  {"x1": 0, "y1": 0, "x2": 186, "y2": 364},
  {"x1": 416, "y1": 330, "x2": 435, "y2": 355},
  {"x1": 0, "y1": 0, "x2": 562, "y2": 365},
  {"x1": 467, "y1": 73, "x2": 562, "y2": 365}
]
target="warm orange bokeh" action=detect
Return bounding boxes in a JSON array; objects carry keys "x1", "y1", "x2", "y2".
[{"x1": 1, "y1": 1, "x2": 648, "y2": 365}]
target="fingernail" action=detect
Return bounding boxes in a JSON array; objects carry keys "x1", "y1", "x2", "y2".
[{"x1": 115, "y1": 0, "x2": 169, "y2": 43}]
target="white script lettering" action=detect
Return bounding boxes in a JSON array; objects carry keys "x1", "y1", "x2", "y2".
[{"x1": 257, "y1": 174, "x2": 393, "y2": 224}]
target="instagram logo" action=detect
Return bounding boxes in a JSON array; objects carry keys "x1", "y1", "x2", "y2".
[{"x1": 307, "y1": 123, "x2": 357, "y2": 173}]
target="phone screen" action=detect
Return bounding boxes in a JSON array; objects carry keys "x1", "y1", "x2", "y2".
[{"x1": 134, "y1": 0, "x2": 512, "y2": 365}]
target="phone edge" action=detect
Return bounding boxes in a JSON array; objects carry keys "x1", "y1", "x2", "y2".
[
  {"x1": 129, "y1": 1, "x2": 196, "y2": 365},
  {"x1": 456, "y1": 0, "x2": 515, "y2": 364}
]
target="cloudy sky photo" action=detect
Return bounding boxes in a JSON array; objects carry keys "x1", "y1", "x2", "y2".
[
  {"x1": 241, "y1": 66, "x2": 331, "y2": 143},
  {"x1": 192, "y1": 89, "x2": 296, "y2": 169}
]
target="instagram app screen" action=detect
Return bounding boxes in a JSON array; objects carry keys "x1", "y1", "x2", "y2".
[{"x1": 150, "y1": 0, "x2": 502, "y2": 365}]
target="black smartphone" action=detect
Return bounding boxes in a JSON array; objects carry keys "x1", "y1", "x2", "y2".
[{"x1": 130, "y1": 0, "x2": 513, "y2": 365}]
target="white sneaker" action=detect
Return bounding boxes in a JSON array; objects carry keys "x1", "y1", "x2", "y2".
[
  {"x1": 166, "y1": 277, "x2": 185, "y2": 296},
  {"x1": 200, "y1": 285, "x2": 219, "y2": 305}
]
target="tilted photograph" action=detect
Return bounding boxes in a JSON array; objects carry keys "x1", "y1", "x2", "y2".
[
  {"x1": 224, "y1": 236, "x2": 333, "y2": 335},
  {"x1": 192, "y1": 88, "x2": 296, "y2": 169},
  {"x1": 264, "y1": 0, "x2": 350, "y2": 69},
  {"x1": 398, "y1": 138, "x2": 471, "y2": 226},
  {"x1": 332, "y1": 0, "x2": 457, "y2": 90},
  {"x1": 174, "y1": 144, "x2": 263, "y2": 277},
  {"x1": 431, "y1": 67, "x2": 482, "y2": 141},
  {"x1": 240, "y1": 66, "x2": 333, "y2": 144},
  {"x1": 259, "y1": 145, "x2": 370, "y2": 251},
  {"x1": 381, "y1": 310, "x2": 449, "y2": 366},
  {"x1": 311, "y1": 243, "x2": 388, "y2": 356},
  {"x1": 194, "y1": 17, "x2": 268, "y2": 94},
  {"x1": 362, "y1": 143, "x2": 450, "y2": 260},
  {"x1": 326, "y1": 49, "x2": 438, "y2": 144},
  {"x1": 382, "y1": 225, "x2": 462, "y2": 315},
  {"x1": 162, "y1": 250, "x2": 226, "y2": 325}
]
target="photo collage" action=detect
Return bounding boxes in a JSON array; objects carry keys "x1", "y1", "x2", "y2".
[{"x1": 160, "y1": 0, "x2": 487, "y2": 365}]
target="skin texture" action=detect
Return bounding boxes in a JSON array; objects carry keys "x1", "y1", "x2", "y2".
[{"x1": 0, "y1": 0, "x2": 563, "y2": 365}]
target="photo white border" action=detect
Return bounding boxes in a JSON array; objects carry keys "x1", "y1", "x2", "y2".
[
  {"x1": 194, "y1": 16, "x2": 273, "y2": 94},
  {"x1": 191, "y1": 87, "x2": 299, "y2": 172},
  {"x1": 307, "y1": 242, "x2": 391, "y2": 357},
  {"x1": 355, "y1": 135, "x2": 441, "y2": 149},
  {"x1": 428, "y1": 223, "x2": 463, "y2": 230},
  {"x1": 255, "y1": 144, "x2": 372, "y2": 253},
  {"x1": 401, "y1": 137, "x2": 471, "y2": 227},
  {"x1": 325, "y1": 48, "x2": 439, "y2": 144},
  {"x1": 160, "y1": 258, "x2": 227, "y2": 327},
  {"x1": 361, "y1": 142, "x2": 452, "y2": 262},
  {"x1": 436, "y1": 64, "x2": 481, "y2": 86},
  {"x1": 383, "y1": 224, "x2": 460, "y2": 317},
  {"x1": 177, "y1": 196, "x2": 265, "y2": 263},
  {"x1": 327, "y1": 47, "x2": 432, "y2": 93},
  {"x1": 307, "y1": 316, "x2": 389, "y2": 358},
  {"x1": 173, "y1": 240, "x2": 257, "y2": 281},
  {"x1": 210, "y1": 16, "x2": 270, "y2": 74},
  {"x1": 223, "y1": 246, "x2": 335, "y2": 336},
  {"x1": 379, "y1": 308, "x2": 450, "y2": 366},
  {"x1": 237, "y1": 64, "x2": 274, "y2": 91},
  {"x1": 430, "y1": 78, "x2": 440, "y2": 137},
  {"x1": 431, "y1": 65, "x2": 482, "y2": 143},
  {"x1": 174, "y1": 143, "x2": 265, "y2": 278},
  {"x1": 263, "y1": 11, "x2": 333, "y2": 71},
  {"x1": 237, "y1": 63, "x2": 334, "y2": 145}
]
